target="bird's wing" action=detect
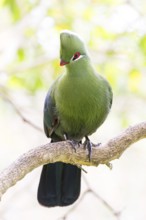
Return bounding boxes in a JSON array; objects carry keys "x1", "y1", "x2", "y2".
[
  {"x1": 108, "y1": 84, "x2": 113, "y2": 110},
  {"x1": 43, "y1": 85, "x2": 59, "y2": 138}
]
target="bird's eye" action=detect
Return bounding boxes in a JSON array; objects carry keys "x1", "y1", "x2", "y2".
[{"x1": 72, "y1": 52, "x2": 81, "y2": 61}]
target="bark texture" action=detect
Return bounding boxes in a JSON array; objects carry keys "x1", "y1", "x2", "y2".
[{"x1": 0, "y1": 122, "x2": 146, "y2": 199}]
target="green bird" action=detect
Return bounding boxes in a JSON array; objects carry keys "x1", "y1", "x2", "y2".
[{"x1": 37, "y1": 30, "x2": 113, "y2": 207}]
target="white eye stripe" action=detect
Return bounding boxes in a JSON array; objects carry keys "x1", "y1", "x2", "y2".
[{"x1": 70, "y1": 54, "x2": 84, "y2": 62}]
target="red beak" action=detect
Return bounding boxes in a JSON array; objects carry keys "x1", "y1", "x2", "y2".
[{"x1": 60, "y1": 59, "x2": 69, "y2": 66}]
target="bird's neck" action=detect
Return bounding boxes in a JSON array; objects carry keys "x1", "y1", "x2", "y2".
[{"x1": 66, "y1": 57, "x2": 94, "y2": 77}]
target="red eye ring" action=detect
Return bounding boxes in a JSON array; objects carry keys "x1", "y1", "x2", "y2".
[{"x1": 72, "y1": 52, "x2": 81, "y2": 61}]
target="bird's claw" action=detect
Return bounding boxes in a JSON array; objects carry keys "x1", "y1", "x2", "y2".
[
  {"x1": 96, "y1": 142, "x2": 101, "y2": 147},
  {"x1": 84, "y1": 136, "x2": 92, "y2": 162},
  {"x1": 69, "y1": 140, "x2": 81, "y2": 153}
]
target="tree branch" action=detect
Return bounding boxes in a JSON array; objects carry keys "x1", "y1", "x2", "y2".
[{"x1": 0, "y1": 121, "x2": 146, "y2": 200}]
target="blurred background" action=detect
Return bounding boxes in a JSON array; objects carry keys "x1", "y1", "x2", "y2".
[{"x1": 0, "y1": 0, "x2": 146, "y2": 219}]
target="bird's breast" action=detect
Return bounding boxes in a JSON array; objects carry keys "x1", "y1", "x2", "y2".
[{"x1": 54, "y1": 73, "x2": 111, "y2": 139}]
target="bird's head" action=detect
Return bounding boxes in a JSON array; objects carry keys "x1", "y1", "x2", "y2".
[{"x1": 60, "y1": 30, "x2": 88, "y2": 67}]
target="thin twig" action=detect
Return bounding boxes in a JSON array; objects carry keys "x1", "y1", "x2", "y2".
[
  {"x1": 0, "y1": 93, "x2": 43, "y2": 132},
  {"x1": 58, "y1": 189, "x2": 91, "y2": 220},
  {"x1": 58, "y1": 188, "x2": 120, "y2": 220}
]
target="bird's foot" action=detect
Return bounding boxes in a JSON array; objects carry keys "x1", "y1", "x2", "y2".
[
  {"x1": 69, "y1": 140, "x2": 81, "y2": 153},
  {"x1": 63, "y1": 134, "x2": 81, "y2": 152},
  {"x1": 95, "y1": 142, "x2": 101, "y2": 147},
  {"x1": 83, "y1": 136, "x2": 92, "y2": 162}
]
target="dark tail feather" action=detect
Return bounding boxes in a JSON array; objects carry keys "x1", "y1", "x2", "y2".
[{"x1": 37, "y1": 162, "x2": 81, "y2": 207}]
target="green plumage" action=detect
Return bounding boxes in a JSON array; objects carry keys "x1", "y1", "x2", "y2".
[
  {"x1": 48, "y1": 30, "x2": 112, "y2": 140},
  {"x1": 37, "y1": 30, "x2": 113, "y2": 207}
]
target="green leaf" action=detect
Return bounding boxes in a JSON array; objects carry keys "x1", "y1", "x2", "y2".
[
  {"x1": 17, "y1": 48, "x2": 25, "y2": 62},
  {"x1": 128, "y1": 69, "x2": 142, "y2": 93},
  {"x1": 139, "y1": 35, "x2": 146, "y2": 55},
  {"x1": 3, "y1": 0, "x2": 21, "y2": 21},
  {"x1": 8, "y1": 71, "x2": 44, "y2": 93}
]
